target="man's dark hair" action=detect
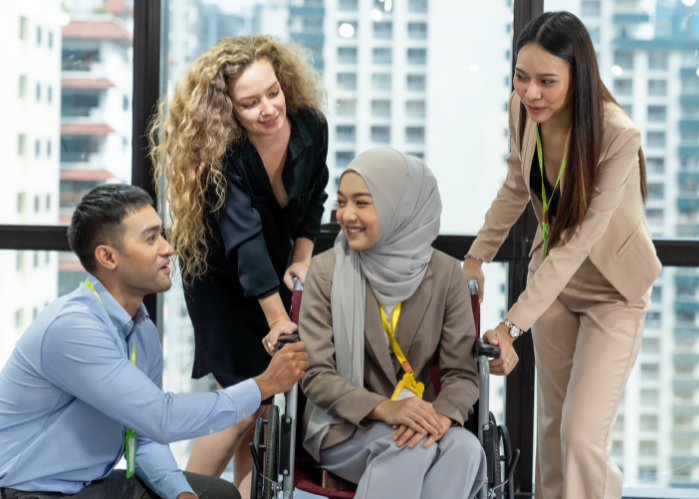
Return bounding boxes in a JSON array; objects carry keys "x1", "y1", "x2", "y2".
[{"x1": 68, "y1": 184, "x2": 154, "y2": 274}]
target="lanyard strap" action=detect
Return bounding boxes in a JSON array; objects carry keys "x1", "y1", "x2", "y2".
[
  {"x1": 84, "y1": 278, "x2": 137, "y2": 477},
  {"x1": 377, "y1": 302, "x2": 414, "y2": 374},
  {"x1": 535, "y1": 124, "x2": 568, "y2": 262}
]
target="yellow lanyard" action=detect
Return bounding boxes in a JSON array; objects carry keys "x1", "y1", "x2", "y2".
[
  {"x1": 536, "y1": 124, "x2": 568, "y2": 262},
  {"x1": 378, "y1": 302, "x2": 424, "y2": 400},
  {"x1": 84, "y1": 278, "x2": 137, "y2": 477}
]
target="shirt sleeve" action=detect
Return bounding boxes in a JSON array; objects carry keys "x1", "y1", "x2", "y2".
[
  {"x1": 294, "y1": 118, "x2": 330, "y2": 242},
  {"x1": 40, "y1": 313, "x2": 261, "y2": 446},
  {"x1": 506, "y1": 126, "x2": 642, "y2": 331},
  {"x1": 213, "y1": 163, "x2": 280, "y2": 299},
  {"x1": 134, "y1": 335, "x2": 195, "y2": 499}
]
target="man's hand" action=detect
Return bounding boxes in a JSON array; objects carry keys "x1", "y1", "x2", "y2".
[
  {"x1": 254, "y1": 342, "x2": 309, "y2": 400},
  {"x1": 369, "y1": 398, "x2": 444, "y2": 440},
  {"x1": 392, "y1": 413, "x2": 453, "y2": 449},
  {"x1": 177, "y1": 493, "x2": 197, "y2": 499},
  {"x1": 484, "y1": 324, "x2": 518, "y2": 375}
]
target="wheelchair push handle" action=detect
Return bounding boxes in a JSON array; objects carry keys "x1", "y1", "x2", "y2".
[
  {"x1": 467, "y1": 279, "x2": 479, "y2": 296},
  {"x1": 293, "y1": 277, "x2": 303, "y2": 291}
]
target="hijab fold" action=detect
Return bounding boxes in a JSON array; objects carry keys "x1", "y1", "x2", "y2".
[{"x1": 304, "y1": 148, "x2": 441, "y2": 460}]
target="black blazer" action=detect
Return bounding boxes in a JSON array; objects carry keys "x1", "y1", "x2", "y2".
[{"x1": 184, "y1": 108, "x2": 329, "y2": 387}]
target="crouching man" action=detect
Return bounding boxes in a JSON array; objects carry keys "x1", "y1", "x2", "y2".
[{"x1": 0, "y1": 184, "x2": 308, "y2": 499}]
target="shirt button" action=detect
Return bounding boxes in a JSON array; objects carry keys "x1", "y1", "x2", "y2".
[{"x1": 209, "y1": 429, "x2": 214, "y2": 434}]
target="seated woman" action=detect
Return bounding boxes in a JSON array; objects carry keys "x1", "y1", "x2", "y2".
[{"x1": 298, "y1": 148, "x2": 487, "y2": 499}]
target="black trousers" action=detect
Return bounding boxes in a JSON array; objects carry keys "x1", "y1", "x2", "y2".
[{"x1": 0, "y1": 471, "x2": 240, "y2": 499}]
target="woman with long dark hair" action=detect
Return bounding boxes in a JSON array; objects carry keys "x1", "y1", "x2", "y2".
[{"x1": 464, "y1": 12, "x2": 661, "y2": 498}]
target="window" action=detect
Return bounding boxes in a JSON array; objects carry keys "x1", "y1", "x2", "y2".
[
  {"x1": 682, "y1": 77, "x2": 699, "y2": 92},
  {"x1": 406, "y1": 100, "x2": 426, "y2": 118},
  {"x1": 645, "y1": 209, "x2": 663, "y2": 224},
  {"x1": 336, "y1": 125, "x2": 356, "y2": 142},
  {"x1": 587, "y1": 26, "x2": 600, "y2": 44},
  {"x1": 675, "y1": 389, "x2": 695, "y2": 403},
  {"x1": 648, "y1": 79, "x2": 666, "y2": 96},
  {"x1": 641, "y1": 364, "x2": 660, "y2": 380},
  {"x1": 302, "y1": 18, "x2": 323, "y2": 32},
  {"x1": 15, "y1": 310, "x2": 24, "y2": 330},
  {"x1": 613, "y1": 79, "x2": 632, "y2": 96},
  {"x1": 640, "y1": 389, "x2": 659, "y2": 406},
  {"x1": 373, "y1": 47, "x2": 392, "y2": 65},
  {"x1": 371, "y1": 100, "x2": 391, "y2": 117},
  {"x1": 648, "y1": 106, "x2": 666, "y2": 123},
  {"x1": 373, "y1": 22, "x2": 392, "y2": 39},
  {"x1": 648, "y1": 51, "x2": 668, "y2": 70},
  {"x1": 35, "y1": 140, "x2": 41, "y2": 158},
  {"x1": 620, "y1": 103, "x2": 632, "y2": 118},
  {"x1": 645, "y1": 311, "x2": 661, "y2": 328},
  {"x1": 407, "y1": 74, "x2": 426, "y2": 91},
  {"x1": 642, "y1": 338, "x2": 660, "y2": 354},
  {"x1": 611, "y1": 440, "x2": 623, "y2": 457},
  {"x1": 406, "y1": 126, "x2": 425, "y2": 144},
  {"x1": 62, "y1": 48, "x2": 101, "y2": 71},
  {"x1": 46, "y1": 194, "x2": 51, "y2": 211},
  {"x1": 681, "y1": 130, "x2": 699, "y2": 144},
  {"x1": 123, "y1": 95, "x2": 129, "y2": 111},
  {"x1": 407, "y1": 48, "x2": 427, "y2": 65},
  {"x1": 639, "y1": 441, "x2": 658, "y2": 457},
  {"x1": 19, "y1": 16, "x2": 27, "y2": 41},
  {"x1": 339, "y1": 0, "x2": 358, "y2": 11},
  {"x1": 60, "y1": 137, "x2": 100, "y2": 162},
  {"x1": 18, "y1": 75, "x2": 26, "y2": 99},
  {"x1": 335, "y1": 99, "x2": 356, "y2": 116},
  {"x1": 638, "y1": 467, "x2": 657, "y2": 483},
  {"x1": 337, "y1": 21, "x2": 357, "y2": 39},
  {"x1": 18, "y1": 134, "x2": 26, "y2": 157},
  {"x1": 371, "y1": 126, "x2": 390, "y2": 143},
  {"x1": 646, "y1": 157, "x2": 665, "y2": 173},
  {"x1": 48, "y1": 31, "x2": 53, "y2": 49},
  {"x1": 372, "y1": 73, "x2": 391, "y2": 91},
  {"x1": 408, "y1": 0, "x2": 428, "y2": 13},
  {"x1": 581, "y1": 1, "x2": 601, "y2": 17},
  {"x1": 337, "y1": 73, "x2": 357, "y2": 90},
  {"x1": 640, "y1": 415, "x2": 658, "y2": 431},
  {"x1": 61, "y1": 93, "x2": 100, "y2": 117},
  {"x1": 17, "y1": 193, "x2": 25, "y2": 214},
  {"x1": 337, "y1": 47, "x2": 357, "y2": 64},
  {"x1": 36, "y1": 83, "x2": 41, "y2": 102},
  {"x1": 408, "y1": 22, "x2": 427, "y2": 40},
  {"x1": 48, "y1": 86, "x2": 53, "y2": 103},
  {"x1": 647, "y1": 132, "x2": 666, "y2": 148},
  {"x1": 648, "y1": 183, "x2": 665, "y2": 200},
  {"x1": 36, "y1": 26, "x2": 42, "y2": 45},
  {"x1": 336, "y1": 151, "x2": 355, "y2": 168},
  {"x1": 682, "y1": 104, "x2": 699, "y2": 118},
  {"x1": 614, "y1": 51, "x2": 634, "y2": 70},
  {"x1": 407, "y1": 152, "x2": 425, "y2": 160},
  {"x1": 33, "y1": 251, "x2": 39, "y2": 268}
]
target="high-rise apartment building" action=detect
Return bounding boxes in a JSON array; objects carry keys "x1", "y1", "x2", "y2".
[
  {"x1": 547, "y1": 0, "x2": 699, "y2": 489},
  {"x1": 0, "y1": 0, "x2": 62, "y2": 366}
]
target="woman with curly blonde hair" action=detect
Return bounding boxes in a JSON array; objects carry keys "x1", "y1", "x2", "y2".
[{"x1": 149, "y1": 36, "x2": 328, "y2": 495}]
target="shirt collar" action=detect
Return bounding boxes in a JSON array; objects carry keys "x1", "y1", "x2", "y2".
[{"x1": 85, "y1": 274, "x2": 149, "y2": 339}]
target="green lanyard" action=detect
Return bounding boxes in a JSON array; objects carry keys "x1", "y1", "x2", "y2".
[
  {"x1": 84, "y1": 278, "x2": 138, "y2": 478},
  {"x1": 535, "y1": 124, "x2": 568, "y2": 262}
]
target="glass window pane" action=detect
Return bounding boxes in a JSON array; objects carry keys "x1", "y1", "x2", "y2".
[{"x1": 2, "y1": 2, "x2": 134, "y2": 225}]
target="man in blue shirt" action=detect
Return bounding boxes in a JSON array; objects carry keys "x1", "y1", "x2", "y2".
[{"x1": 0, "y1": 185, "x2": 308, "y2": 499}]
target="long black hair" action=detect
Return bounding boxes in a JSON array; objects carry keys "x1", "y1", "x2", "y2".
[{"x1": 516, "y1": 11, "x2": 647, "y2": 254}]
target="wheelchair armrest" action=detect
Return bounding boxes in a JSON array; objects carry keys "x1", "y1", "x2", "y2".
[{"x1": 474, "y1": 338, "x2": 500, "y2": 359}]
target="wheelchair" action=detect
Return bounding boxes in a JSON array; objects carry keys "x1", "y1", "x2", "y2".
[{"x1": 250, "y1": 278, "x2": 520, "y2": 499}]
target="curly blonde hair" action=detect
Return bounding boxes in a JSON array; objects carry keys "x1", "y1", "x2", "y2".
[{"x1": 149, "y1": 36, "x2": 325, "y2": 286}]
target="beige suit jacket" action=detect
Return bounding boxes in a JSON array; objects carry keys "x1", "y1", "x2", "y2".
[
  {"x1": 299, "y1": 249, "x2": 479, "y2": 451},
  {"x1": 469, "y1": 92, "x2": 662, "y2": 332}
]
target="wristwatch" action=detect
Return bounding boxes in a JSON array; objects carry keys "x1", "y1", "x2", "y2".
[{"x1": 499, "y1": 318, "x2": 522, "y2": 339}]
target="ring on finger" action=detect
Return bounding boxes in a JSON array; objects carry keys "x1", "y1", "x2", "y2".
[
  {"x1": 267, "y1": 340, "x2": 272, "y2": 349},
  {"x1": 505, "y1": 358, "x2": 510, "y2": 366}
]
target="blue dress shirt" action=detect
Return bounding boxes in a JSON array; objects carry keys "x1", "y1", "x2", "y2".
[{"x1": 0, "y1": 276, "x2": 261, "y2": 499}]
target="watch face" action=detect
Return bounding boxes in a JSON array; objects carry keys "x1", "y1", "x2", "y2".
[{"x1": 510, "y1": 327, "x2": 521, "y2": 338}]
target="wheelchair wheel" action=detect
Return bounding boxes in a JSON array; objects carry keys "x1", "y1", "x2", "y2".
[
  {"x1": 489, "y1": 412, "x2": 502, "y2": 496},
  {"x1": 251, "y1": 417, "x2": 264, "y2": 499},
  {"x1": 263, "y1": 405, "x2": 280, "y2": 499}
]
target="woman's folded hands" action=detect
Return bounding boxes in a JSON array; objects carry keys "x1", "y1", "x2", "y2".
[{"x1": 368, "y1": 398, "x2": 452, "y2": 449}]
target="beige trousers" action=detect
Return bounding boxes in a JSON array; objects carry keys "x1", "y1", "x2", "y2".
[{"x1": 529, "y1": 255, "x2": 651, "y2": 499}]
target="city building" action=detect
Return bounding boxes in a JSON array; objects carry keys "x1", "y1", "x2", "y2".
[
  {"x1": 0, "y1": 0, "x2": 62, "y2": 366},
  {"x1": 547, "y1": 0, "x2": 699, "y2": 488}
]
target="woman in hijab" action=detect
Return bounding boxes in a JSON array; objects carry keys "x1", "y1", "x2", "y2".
[{"x1": 297, "y1": 148, "x2": 486, "y2": 499}]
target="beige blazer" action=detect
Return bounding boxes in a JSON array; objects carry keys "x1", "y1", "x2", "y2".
[
  {"x1": 299, "y1": 249, "x2": 479, "y2": 451},
  {"x1": 469, "y1": 92, "x2": 661, "y2": 332}
]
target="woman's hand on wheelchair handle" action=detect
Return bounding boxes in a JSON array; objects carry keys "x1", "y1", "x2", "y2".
[
  {"x1": 463, "y1": 258, "x2": 484, "y2": 303},
  {"x1": 284, "y1": 262, "x2": 309, "y2": 291},
  {"x1": 484, "y1": 325, "x2": 518, "y2": 375},
  {"x1": 370, "y1": 398, "x2": 444, "y2": 439},
  {"x1": 262, "y1": 319, "x2": 299, "y2": 356}
]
